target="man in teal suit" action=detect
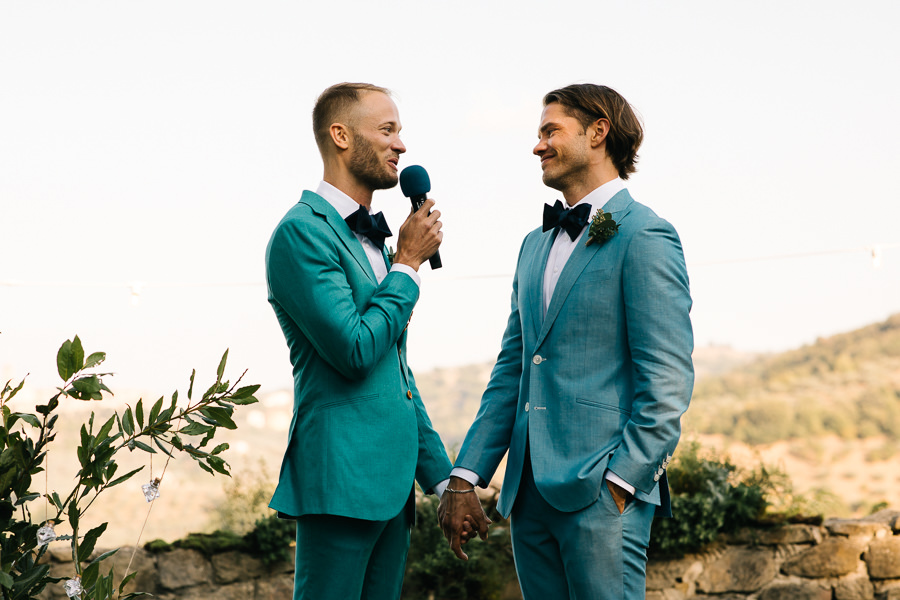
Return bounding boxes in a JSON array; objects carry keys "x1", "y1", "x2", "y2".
[
  {"x1": 266, "y1": 82, "x2": 453, "y2": 600},
  {"x1": 439, "y1": 84, "x2": 694, "y2": 599}
]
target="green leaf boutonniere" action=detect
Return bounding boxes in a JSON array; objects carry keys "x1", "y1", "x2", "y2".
[
  {"x1": 585, "y1": 208, "x2": 619, "y2": 246},
  {"x1": 386, "y1": 245, "x2": 396, "y2": 265}
]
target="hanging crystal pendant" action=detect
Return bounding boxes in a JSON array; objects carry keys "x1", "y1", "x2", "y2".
[
  {"x1": 63, "y1": 577, "x2": 83, "y2": 598},
  {"x1": 37, "y1": 523, "x2": 57, "y2": 547},
  {"x1": 141, "y1": 478, "x2": 161, "y2": 503}
]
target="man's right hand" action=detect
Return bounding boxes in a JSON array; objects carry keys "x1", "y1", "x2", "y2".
[
  {"x1": 393, "y1": 199, "x2": 442, "y2": 271},
  {"x1": 437, "y1": 476, "x2": 492, "y2": 560}
]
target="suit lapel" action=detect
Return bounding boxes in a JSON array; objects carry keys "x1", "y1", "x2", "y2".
[
  {"x1": 299, "y1": 190, "x2": 377, "y2": 284},
  {"x1": 535, "y1": 190, "x2": 635, "y2": 348},
  {"x1": 523, "y1": 229, "x2": 557, "y2": 340}
]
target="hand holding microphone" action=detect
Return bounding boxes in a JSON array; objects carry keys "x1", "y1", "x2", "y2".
[{"x1": 396, "y1": 165, "x2": 443, "y2": 270}]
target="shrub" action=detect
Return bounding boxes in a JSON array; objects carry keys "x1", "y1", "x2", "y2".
[
  {"x1": 648, "y1": 442, "x2": 813, "y2": 557},
  {"x1": 0, "y1": 337, "x2": 258, "y2": 599},
  {"x1": 403, "y1": 492, "x2": 516, "y2": 600}
]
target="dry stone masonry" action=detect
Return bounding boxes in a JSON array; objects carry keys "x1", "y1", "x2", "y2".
[{"x1": 37, "y1": 510, "x2": 900, "y2": 600}]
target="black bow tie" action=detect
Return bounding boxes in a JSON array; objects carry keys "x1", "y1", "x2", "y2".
[
  {"x1": 345, "y1": 205, "x2": 393, "y2": 251},
  {"x1": 542, "y1": 200, "x2": 591, "y2": 241}
]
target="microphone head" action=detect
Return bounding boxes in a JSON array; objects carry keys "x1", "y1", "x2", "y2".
[{"x1": 399, "y1": 165, "x2": 431, "y2": 198}]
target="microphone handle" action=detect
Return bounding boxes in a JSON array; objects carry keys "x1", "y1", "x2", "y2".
[{"x1": 410, "y1": 194, "x2": 442, "y2": 270}]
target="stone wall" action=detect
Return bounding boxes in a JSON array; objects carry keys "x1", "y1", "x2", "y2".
[
  {"x1": 38, "y1": 510, "x2": 900, "y2": 600},
  {"x1": 647, "y1": 510, "x2": 900, "y2": 600}
]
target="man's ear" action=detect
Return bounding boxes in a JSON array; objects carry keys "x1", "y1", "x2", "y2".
[
  {"x1": 329, "y1": 123, "x2": 351, "y2": 151},
  {"x1": 590, "y1": 118, "x2": 610, "y2": 148}
]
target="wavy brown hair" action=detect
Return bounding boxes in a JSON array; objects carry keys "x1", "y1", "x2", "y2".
[{"x1": 543, "y1": 84, "x2": 643, "y2": 180}]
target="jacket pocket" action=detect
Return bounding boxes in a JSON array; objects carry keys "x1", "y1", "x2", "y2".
[{"x1": 575, "y1": 397, "x2": 631, "y2": 416}]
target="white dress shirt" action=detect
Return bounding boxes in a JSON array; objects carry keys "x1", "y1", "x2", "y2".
[
  {"x1": 316, "y1": 181, "x2": 419, "y2": 286},
  {"x1": 452, "y1": 177, "x2": 635, "y2": 497}
]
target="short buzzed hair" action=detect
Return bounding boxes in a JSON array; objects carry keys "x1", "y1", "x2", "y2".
[
  {"x1": 312, "y1": 82, "x2": 390, "y2": 155},
  {"x1": 543, "y1": 84, "x2": 643, "y2": 180}
]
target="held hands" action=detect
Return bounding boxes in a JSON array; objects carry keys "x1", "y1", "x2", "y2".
[
  {"x1": 393, "y1": 199, "x2": 442, "y2": 271},
  {"x1": 437, "y1": 476, "x2": 492, "y2": 561}
]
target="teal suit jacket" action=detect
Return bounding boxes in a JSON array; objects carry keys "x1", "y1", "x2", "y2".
[
  {"x1": 456, "y1": 190, "x2": 694, "y2": 518},
  {"x1": 266, "y1": 190, "x2": 452, "y2": 521}
]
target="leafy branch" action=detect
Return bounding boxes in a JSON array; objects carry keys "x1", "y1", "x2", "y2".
[{"x1": 0, "y1": 336, "x2": 259, "y2": 600}]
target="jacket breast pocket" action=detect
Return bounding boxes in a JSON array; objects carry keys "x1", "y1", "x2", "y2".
[{"x1": 579, "y1": 267, "x2": 612, "y2": 283}]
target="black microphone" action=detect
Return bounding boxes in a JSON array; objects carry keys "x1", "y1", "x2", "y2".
[{"x1": 399, "y1": 165, "x2": 442, "y2": 269}]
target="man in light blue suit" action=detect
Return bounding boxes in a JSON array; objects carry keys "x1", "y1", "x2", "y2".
[
  {"x1": 439, "y1": 84, "x2": 694, "y2": 599},
  {"x1": 266, "y1": 83, "x2": 453, "y2": 600}
]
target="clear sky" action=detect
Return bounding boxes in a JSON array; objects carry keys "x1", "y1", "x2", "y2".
[{"x1": 2, "y1": 0, "x2": 899, "y2": 396}]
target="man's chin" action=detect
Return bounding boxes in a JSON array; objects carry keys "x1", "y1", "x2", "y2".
[{"x1": 542, "y1": 173, "x2": 565, "y2": 191}]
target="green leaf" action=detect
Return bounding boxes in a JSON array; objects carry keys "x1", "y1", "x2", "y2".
[
  {"x1": 196, "y1": 460, "x2": 214, "y2": 475},
  {"x1": 71, "y1": 335, "x2": 85, "y2": 373},
  {"x1": 68, "y1": 501, "x2": 79, "y2": 532},
  {"x1": 135, "y1": 400, "x2": 144, "y2": 429},
  {"x1": 122, "y1": 407, "x2": 135, "y2": 436},
  {"x1": 82, "y1": 560, "x2": 100, "y2": 589},
  {"x1": 71, "y1": 375, "x2": 102, "y2": 400},
  {"x1": 89, "y1": 548, "x2": 119, "y2": 565},
  {"x1": 231, "y1": 384, "x2": 260, "y2": 399},
  {"x1": 57, "y1": 339, "x2": 73, "y2": 381},
  {"x1": 152, "y1": 436, "x2": 176, "y2": 458},
  {"x1": 107, "y1": 466, "x2": 143, "y2": 488},
  {"x1": 216, "y1": 349, "x2": 229, "y2": 382},
  {"x1": 210, "y1": 443, "x2": 229, "y2": 455},
  {"x1": 119, "y1": 571, "x2": 138, "y2": 594},
  {"x1": 77, "y1": 522, "x2": 108, "y2": 563},
  {"x1": 206, "y1": 455, "x2": 230, "y2": 476},
  {"x1": 0, "y1": 570, "x2": 13, "y2": 589},
  {"x1": 148, "y1": 397, "x2": 164, "y2": 424},
  {"x1": 188, "y1": 369, "x2": 196, "y2": 400},
  {"x1": 230, "y1": 395, "x2": 258, "y2": 406},
  {"x1": 133, "y1": 440, "x2": 155, "y2": 454},
  {"x1": 10, "y1": 412, "x2": 41, "y2": 429},
  {"x1": 95, "y1": 415, "x2": 115, "y2": 445},
  {"x1": 200, "y1": 407, "x2": 237, "y2": 430},
  {"x1": 83, "y1": 351, "x2": 106, "y2": 369},
  {"x1": 178, "y1": 422, "x2": 213, "y2": 436}
]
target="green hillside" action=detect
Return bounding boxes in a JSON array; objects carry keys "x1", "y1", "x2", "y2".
[{"x1": 685, "y1": 313, "x2": 900, "y2": 445}]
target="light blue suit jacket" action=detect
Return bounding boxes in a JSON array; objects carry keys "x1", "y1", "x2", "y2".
[
  {"x1": 265, "y1": 190, "x2": 452, "y2": 521},
  {"x1": 456, "y1": 190, "x2": 694, "y2": 518}
]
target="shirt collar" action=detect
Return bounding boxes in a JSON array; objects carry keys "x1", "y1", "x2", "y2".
[
  {"x1": 569, "y1": 177, "x2": 626, "y2": 211},
  {"x1": 316, "y1": 180, "x2": 370, "y2": 220}
]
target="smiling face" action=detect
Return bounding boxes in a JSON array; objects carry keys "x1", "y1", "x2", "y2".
[
  {"x1": 533, "y1": 102, "x2": 592, "y2": 197},
  {"x1": 347, "y1": 91, "x2": 406, "y2": 191}
]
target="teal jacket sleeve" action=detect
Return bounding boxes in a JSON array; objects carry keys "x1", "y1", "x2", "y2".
[
  {"x1": 267, "y1": 213, "x2": 419, "y2": 380},
  {"x1": 608, "y1": 218, "x2": 694, "y2": 494}
]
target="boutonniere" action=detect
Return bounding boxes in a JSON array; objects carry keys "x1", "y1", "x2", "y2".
[
  {"x1": 386, "y1": 245, "x2": 396, "y2": 265},
  {"x1": 585, "y1": 208, "x2": 619, "y2": 246}
]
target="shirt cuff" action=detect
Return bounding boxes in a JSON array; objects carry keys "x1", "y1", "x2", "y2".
[
  {"x1": 433, "y1": 479, "x2": 449, "y2": 498},
  {"x1": 390, "y1": 264, "x2": 420, "y2": 287},
  {"x1": 605, "y1": 470, "x2": 636, "y2": 495},
  {"x1": 450, "y1": 467, "x2": 482, "y2": 487}
]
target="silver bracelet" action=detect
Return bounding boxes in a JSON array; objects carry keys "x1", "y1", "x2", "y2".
[{"x1": 444, "y1": 487, "x2": 476, "y2": 494}]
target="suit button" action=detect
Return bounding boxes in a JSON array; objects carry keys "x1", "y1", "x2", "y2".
[
  {"x1": 407, "y1": 390, "x2": 413, "y2": 399},
  {"x1": 653, "y1": 473, "x2": 661, "y2": 482},
  {"x1": 532, "y1": 355, "x2": 544, "y2": 365},
  {"x1": 525, "y1": 402, "x2": 530, "y2": 412}
]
